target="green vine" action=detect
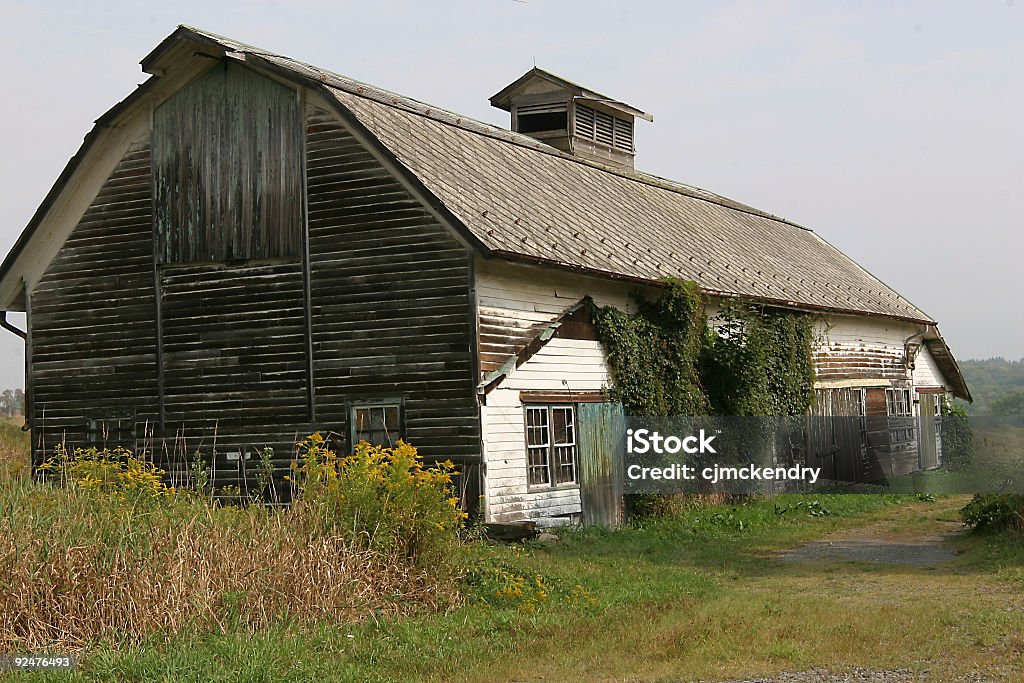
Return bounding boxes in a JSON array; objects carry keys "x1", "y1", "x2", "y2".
[
  {"x1": 593, "y1": 281, "x2": 816, "y2": 417},
  {"x1": 592, "y1": 279, "x2": 709, "y2": 417},
  {"x1": 701, "y1": 301, "x2": 816, "y2": 416}
]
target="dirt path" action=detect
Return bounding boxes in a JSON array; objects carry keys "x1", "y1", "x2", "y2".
[
  {"x1": 777, "y1": 515, "x2": 964, "y2": 567},
  {"x1": 702, "y1": 498, "x2": 1017, "y2": 683}
]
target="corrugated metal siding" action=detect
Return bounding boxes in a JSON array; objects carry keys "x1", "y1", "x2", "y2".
[
  {"x1": 578, "y1": 401, "x2": 624, "y2": 527},
  {"x1": 153, "y1": 61, "x2": 302, "y2": 264},
  {"x1": 30, "y1": 143, "x2": 159, "y2": 457},
  {"x1": 304, "y1": 107, "x2": 480, "y2": 462}
]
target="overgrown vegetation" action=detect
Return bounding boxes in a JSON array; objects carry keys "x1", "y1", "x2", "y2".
[
  {"x1": 289, "y1": 433, "x2": 466, "y2": 569},
  {"x1": 594, "y1": 282, "x2": 816, "y2": 515},
  {"x1": 591, "y1": 278, "x2": 709, "y2": 416},
  {"x1": 701, "y1": 301, "x2": 816, "y2": 417},
  {"x1": 22, "y1": 494, "x2": 1022, "y2": 682},
  {"x1": 961, "y1": 494, "x2": 1024, "y2": 532},
  {"x1": 593, "y1": 280, "x2": 816, "y2": 418},
  {"x1": 939, "y1": 398, "x2": 975, "y2": 470},
  {"x1": 0, "y1": 436, "x2": 465, "y2": 650},
  {"x1": 0, "y1": 418, "x2": 30, "y2": 480}
]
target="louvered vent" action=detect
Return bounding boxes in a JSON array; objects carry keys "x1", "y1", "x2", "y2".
[
  {"x1": 491, "y1": 68, "x2": 649, "y2": 169},
  {"x1": 574, "y1": 103, "x2": 633, "y2": 152}
]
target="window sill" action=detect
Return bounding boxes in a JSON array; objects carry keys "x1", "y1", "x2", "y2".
[{"x1": 526, "y1": 483, "x2": 580, "y2": 493}]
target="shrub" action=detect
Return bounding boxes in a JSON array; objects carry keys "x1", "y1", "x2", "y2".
[
  {"x1": 0, "y1": 436, "x2": 466, "y2": 649},
  {"x1": 289, "y1": 433, "x2": 466, "y2": 569},
  {"x1": 940, "y1": 399, "x2": 974, "y2": 471},
  {"x1": 38, "y1": 444, "x2": 173, "y2": 501},
  {"x1": 961, "y1": 494, "x2": 1024, "y2": 531}
]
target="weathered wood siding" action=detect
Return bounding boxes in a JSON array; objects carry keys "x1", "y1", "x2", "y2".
[
  {"x1": 159, "y1": 262, "x2": 309, "y2": 450},
  {"x1": 813, "y1": 315, "x2": 916, "y2": 384},
  {"x1": 30, "y1": 143, "x2": 158, "y2": 459},
  {"x1": 29, "y1": 88, "x2": 483, "y2": 488},
  {"x1": 153, "y1": 62, "x2": 303, "y2": 263},
  {"x1": 305, "y1": 106, "x2": 479, "y2": 463},
  {"x1": 808, "y1": 387, "x2": 865, "y2": 483},
  {"x1": 482, "y1": 337, "x2": 611, "y2": 525},
  {"x1": 476, "y1": 258, "x2": 641, "y2": 375}
]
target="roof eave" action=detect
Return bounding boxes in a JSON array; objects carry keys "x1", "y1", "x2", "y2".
[
  {"x1": 0, "y1": 76, "x2": 160, "y2": 310},
  {"x1": 485, "y1": 250, "x2": 937, "y2": 327}
]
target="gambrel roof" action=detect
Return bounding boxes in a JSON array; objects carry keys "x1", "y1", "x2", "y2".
[
  {"x1": 2, "y1": 25, "x2": 934, "y2": 327},
  {"x1": 32, "y1": 27, "x2": 988, "y2": 418},
  {"x1": 158, "y1": 27, "x2": 931, "y2": 325},
  {"x1": 0, "y1": 26, "x2": 973, "y2": 398}
]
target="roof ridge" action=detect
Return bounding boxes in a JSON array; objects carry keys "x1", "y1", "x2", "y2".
[
  {"x1": 175, "y1": 26, "x2": 810, "y2": 232},
  {"x1": 325, "y1": 84, "x2": 809, "y2": 231}
]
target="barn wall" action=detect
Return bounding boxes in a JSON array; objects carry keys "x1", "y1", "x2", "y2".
[
  {"x1": 813, "y1": 314, "x2": 919, "y2": 386},
  {"x1": 159, "y1": 262, "x2": 309, "y2": 454},
  {"x1": 305, "y1": 106, "x2": 480, "y2": 464},
  {"x1": 29, "y1": 90, "x2": 483, "y2": 486},
  {"x1": 30, "y1": 142, "x2": 159, "y2": 460},
  {"x1": 482, "y1": 337, "x2": 610, "y2": 525},
  {"x1": 475, "y1": 257, "x2": 646, "y2": 377},
  {"x1": 153, "y1": 62, "x2": 303, "y2": 263},
  {"x1": 912, "y1": 345, "x2": 947, "y2": 388}
]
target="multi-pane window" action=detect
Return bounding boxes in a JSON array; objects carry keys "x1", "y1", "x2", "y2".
[
  {"x1": 352, "y1": 403, "x2": 402, "y2": 448},
  {"x1": 525, "y1": 405, "x2": 577, "y2": 487},
  {"x1": 86, "y1": 412, "x2": 138, "y2": 447},
  {"x1": 885, "y1": 388, "x2": 914, "y2": 442},
  {"x1": 885, "y1": 388, "x2": 912, "y2": 417},
  {"x1": 854, "y1": 388, "x2": 868, "y2": 432}
]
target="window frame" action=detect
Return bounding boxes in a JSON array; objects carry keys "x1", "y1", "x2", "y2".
[
  {"x1": 885, "y1": 387, "x2": 915, "y2": 443},
  {"x1": 523, "y1": 403, "x2": 579, "y2": 490},
  {"x1": 349, "y1": 398, "x2": 405, "y2": 450}
]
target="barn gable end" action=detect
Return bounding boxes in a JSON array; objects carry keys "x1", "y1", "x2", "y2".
[{"x1": 22, "y1": 57, "x2": 481, "y2": 485}]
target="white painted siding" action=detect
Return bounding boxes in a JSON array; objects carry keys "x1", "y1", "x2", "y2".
[
  {"x1": 475, "y1": 257, "x2": 645, "y2": 375},
  {"x1": 912, "y1": 345, "x2": 946, "y2": 388},
  {"x1": 813, "y1": 314, "x2": 921, "y2": 386},
  {"x1": 475, "y1": 259, "x2": 950, "y2": 524},
  {"x1": 482, "y1": 337, "x2": 610, "y2": 525}
]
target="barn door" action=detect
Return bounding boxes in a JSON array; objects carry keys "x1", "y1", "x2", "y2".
[
  {"x1": 917, "y1": 393, "x2": 939, "y2": 469},
  {"x1": 577, "y1": 402, "x2": 625, "y2": 527}
]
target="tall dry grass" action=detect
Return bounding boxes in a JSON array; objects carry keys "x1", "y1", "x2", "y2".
[
  {"x1": 0, "y1": 437, "x2": 465, "y2": 650},
  {"x1": 0, "y1": 418, "x2": 30, "y2": 480}
]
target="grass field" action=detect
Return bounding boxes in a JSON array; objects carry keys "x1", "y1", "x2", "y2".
[
  {"x1": 3, "y1": 426, "x2": 1023, "y2": 682},
  {"x1": 6, "y1": 493, "x2": 1019, "y2": 682}
]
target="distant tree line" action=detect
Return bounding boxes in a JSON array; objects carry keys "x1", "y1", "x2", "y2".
[
  {"x1": 0, "y1": 388, "x2": 25, "y2": 417},
  {"x1": 957, "y1": 357, "x2": 1024, "y2": 415}
]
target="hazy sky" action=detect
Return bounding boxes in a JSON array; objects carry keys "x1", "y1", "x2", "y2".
[{"x1": 1, "y1": 0, "x2": 1021, "y2": 389}]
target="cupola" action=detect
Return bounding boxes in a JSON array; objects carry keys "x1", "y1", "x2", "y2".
[{"x1": 489, "y1": 67, "x2": 652, "y2": 169}]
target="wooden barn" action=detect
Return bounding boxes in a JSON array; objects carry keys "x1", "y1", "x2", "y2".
[{"x1": 0, "y1": 27, "x2": 970, "y2": 524}]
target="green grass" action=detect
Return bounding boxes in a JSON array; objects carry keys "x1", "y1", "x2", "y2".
[
  {"x1": 4, "y1": 434, "x2": 1022, "y2": 683},
  {"x1": 19, "y1": 492, "x2": 1023, "y2": 683}
]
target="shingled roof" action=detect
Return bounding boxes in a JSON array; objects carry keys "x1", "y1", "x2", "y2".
[
  {"x1": 195, "y1": 35, "x2": 928, "y2": 324},
  {"x1": 2, "y1": 26, "x2": 933, "y2": 327}
]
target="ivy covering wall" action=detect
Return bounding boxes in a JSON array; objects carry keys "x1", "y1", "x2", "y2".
[{"x1": 593, "y1": 279, "x2": 816, "y2": 418}]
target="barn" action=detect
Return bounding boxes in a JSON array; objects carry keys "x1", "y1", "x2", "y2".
[{"x1": 0, "y1": 26, "x2": 970, "y2": 524}]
